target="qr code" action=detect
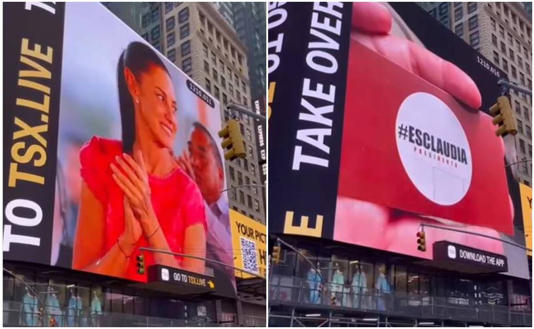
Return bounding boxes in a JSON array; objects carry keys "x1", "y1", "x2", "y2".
[{"x1": 240, "y1": 237, "x2": 258, "y2": 274}]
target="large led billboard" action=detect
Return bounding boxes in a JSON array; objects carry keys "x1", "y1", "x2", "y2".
[
  {"x1": 268, "y1": 2, "x2": 529, "y2": 279},
  {"x1": 4, "y1": 2, "x2": 236, "y2": 292}
]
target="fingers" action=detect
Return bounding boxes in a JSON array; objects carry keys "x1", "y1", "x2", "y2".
[
  {"x1": 134, "y1": 150, "x2": 147, "y2": 172},
  {"x1": 355, "y1": 31, "x2": 483, "y2": 109},
  {"x1": 352, "y1": 3, "x2": 392, "y2": 35},
  {"x1": 122, "y1": 153, "x2": 146, "y2": 183},
  {"x1": 409, "y1": 43, "x2": 482, "y2": 109},
  {"x1": 111, "y1": 163, "x2": 144, "y2": 205}
]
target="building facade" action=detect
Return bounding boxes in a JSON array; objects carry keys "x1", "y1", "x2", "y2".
[
  {"x1": 215, "y1": 2, "x2": 266, "y2": 102},
  {"x1": 422, "y1": 2, "x2": 533, "y2": 186},
  {"x1": 269, "y1": 236, "x2": 532, "y2": 327},
  {"x1": 106, "y1": 2, "x2": 266, "y2": 223}
]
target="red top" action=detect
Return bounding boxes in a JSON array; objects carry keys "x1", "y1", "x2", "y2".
[{"x1": 79, "y1": 137, "x2": 207, "y2": 282}]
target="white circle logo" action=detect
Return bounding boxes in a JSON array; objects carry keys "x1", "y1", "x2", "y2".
[{"x1": 395, "y1": 92, "x2": 472, "y2": 206}]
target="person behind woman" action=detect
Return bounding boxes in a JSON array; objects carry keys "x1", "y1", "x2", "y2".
[{"x1": 72, "y1": 41, "x2": 207, "y2": 280}]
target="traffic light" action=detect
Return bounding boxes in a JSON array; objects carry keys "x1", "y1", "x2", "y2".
[
  {"x1": 136, "y1": 254, "x2": 145, "y2": 274},
  {"x1": 272, "y1": 245, "x2": 281, "y2": 264},
  {"x1": 416, "y1": 231, "x2": 426, "y2": 252},
  {"x1": 489, "y1": 96, "x2": 517, "y2": 137},
  {"x1": 218, "y1": 119, "x2": 246, "y2": 161}
]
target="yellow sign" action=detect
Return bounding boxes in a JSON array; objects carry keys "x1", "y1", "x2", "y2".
[
  {"x1": 519, "y1": 183, "x2": 532, "y2": 256},
  {"x1": 230, "y1": 210, "x2": 266, "y2": 278}
]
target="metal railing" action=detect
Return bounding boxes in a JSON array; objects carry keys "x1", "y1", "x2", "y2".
[{"x1": 269, "y1": 275, "x2": 532, "y2": 327}]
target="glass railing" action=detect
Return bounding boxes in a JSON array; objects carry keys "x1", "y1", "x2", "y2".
[
  {"x1": 269, "y1": 275, "x2": 532, "y2": 327},
  {"x1": 3, "y1": 300, "x2": 267, "y2": 327},
  {"x1": 2, "y1": 301, "x2": 221, "y2": 327}
]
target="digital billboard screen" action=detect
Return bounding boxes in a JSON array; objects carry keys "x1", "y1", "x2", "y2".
[
  {"x1": 4, "y1": 2, "x2": 236, "y2": 291},
  {"x1": 268, "y1": 2, "x2": 529, "y2": 279}
]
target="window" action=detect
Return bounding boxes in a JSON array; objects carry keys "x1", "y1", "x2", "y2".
[
  {"x1": 500, "y1": 41, "x2": 506, "y2": 52},
  {"x1": 518, "y1": 119, "x2": 524, "y2": 134},
  {"x1": 166, "y1": 32, "x2": 175, "y2": 47},
  {"x1": 202, "y1": 43, "x2": 208, "y2": 57},
  {"x1": 142, "y1": 13, "x2": 150, "y2": 28},
  {"x1": 520, "y1": 73, "x2": 525, "y2": 86},
  {"x1": 247, "y1": 195, "x2": 253, "y2": 208},
  {"x1": 509, "y1": 48, "x2": 514, "y2": 60},
  {"x1": 520, "y1": 139, "x2": 526, "y2": 154},
  {"x1": 499, "y1": 25, "x2": 504, "y2": 38},
  {"x1": 205, "y1": 78, "x2": 211, "y2": 92},
  {"x1": 466, "y1": 2, "x2": 476, "y2": 13},
  {"x1": 234, "y1": 73, "x2": 239, "y2": 84},
  {"x1": 468, "y1": 16, "x2": 478, "y2": 30},
  {"x1": 493, "y1": 51, "x2": 499, "y2": 64},
  {"x1": 212, "y1": 68, "x2": 218, "y2": 82},
  {"x1": 167, "y1": 48, "x2": 176, "y2": 62},
  {"x1": 214, "y1": 86, "x2": 220, "y2": 99},
  {"x1": 151, "y1": 7, "x2": 159, "y2": 22},
  {"x1": 239, "y1": 191, "x2": 244, "y2": 203},
  {"x1": 455, "y1": 23, "x2": 464, "y2": 37},
  {"x1": 211, "y1": 51, "x2": 216, "y2": 64},
  {"x1": 454, "y1": 6, "x2": 463, "y2": 20},
  {"x1": 439, "y1": 3, "x2": 448, "y2": 15},
  {"x1": 179, "y1": 23, "x2": 190, "y2": 39},
  {"x1": 469, "y1": 31, "x2": 479, "y2": 47},
  {"x1": 221, "y1": 76, "x2": 226, "y2": 88},
  {"x1": 527, "y1": 125, "x2": 531, "y2": 136},
  {"x1": 204, "y1": 60, "x2": 209, "y2": 73},
  {"x1": 166, "y1": 16, "x2": 175, "y2": 31},
  {"x1": 511, "y1": 65, "x2": 517, "y2": 79},
  {"x1": 178, "y1": 7, "x2": 189, "y2": 24},
  {"x1": 229, "y1": 166, "x2": 235, "y2": 180},
  {"x1": 237, "y1": 171, "x2": 243, "y2": 185},
  {"x1": 241, "y1": 80, "x2": 246, "y2": 92},
  {"x1": 491, "y1": 34, "x2": 497, "y2": 46},
  {"x1": 182, "y1": 57, "x2": 192, "y2": 73},
  {"x1": 491, "y1": 17, "x2": 496, "y2": 31},
  {"x1": 219, "y1": 59, "x2": 224, "y2": 70},
  {"x1": 502, "y1": 58, "x2": 508, "y2": 72},
  {"x1": 243, "y1": 96, "x2": 248, "y2": 106},
  {"x1": 222, "y1": 93, "x2": 227, "y2": 104},
  {"x1": 151, "y1": 25, "x2": 160, "y2": 41},
  {"x1": 181, "y1": 40, "x2": 191, "y2": 56},
  {"x1": 165, "y1": 2, "x2": 173, "y2": 13}
]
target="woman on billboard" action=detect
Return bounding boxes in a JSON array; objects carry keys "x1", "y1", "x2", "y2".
[{"x1": 72, "y1": 41, "x2": 207, "y2": 280}]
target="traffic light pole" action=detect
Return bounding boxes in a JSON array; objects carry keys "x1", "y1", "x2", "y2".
[
  {"x1": 227, "y1": 103, "x2": 266, "y2": 121},
  {"x1": 272, "y1": 235, "x2": 325, "y2": 284},
  {"x1": 138, "y1": 247, "x2": 263, "y2": 278},
  {"x1": 497, "y1": 79, "x2": 532, "y2": 96},
  {"x1": 221, "y1": 183, "x2": 265, "y2": 193},
  {"x1": 419, "y1": 223, "x2": 532, "y2": 252}
]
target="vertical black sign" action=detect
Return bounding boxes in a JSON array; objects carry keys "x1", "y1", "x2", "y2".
[
  {"x1": 253, "y1": 97, "x2": 266, "y2": 184},
  {"x1": 3, "y1": 2, "x2": 65, "y2": 264},
  {"x1": 268, "y1": 2, "x2": 352, "y2": 239}
]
